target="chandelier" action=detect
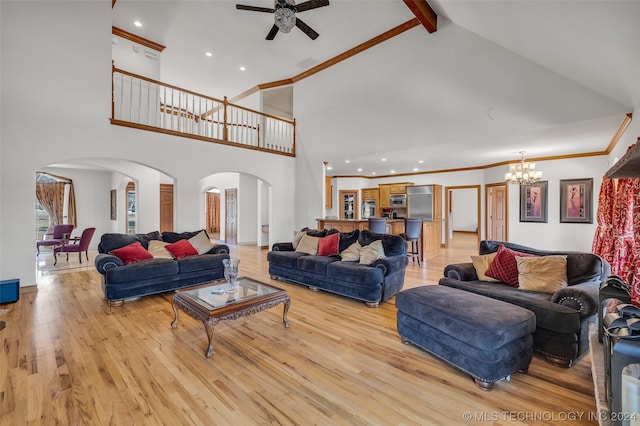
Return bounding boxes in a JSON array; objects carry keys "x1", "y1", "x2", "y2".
[
  {"x1": 504, "y1": 151, "x2": 543, "y2": 185},
  {"x1": 274, "y1": 0, "x2": 296, "y2": 33}
]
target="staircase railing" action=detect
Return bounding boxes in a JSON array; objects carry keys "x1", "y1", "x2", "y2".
[{"x1": 111, "y1": 64, "x2": 295, "y2": 156}]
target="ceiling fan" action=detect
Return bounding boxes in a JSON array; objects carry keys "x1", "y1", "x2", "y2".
[{"x1": 236, "y1": 0, "x2": 330, "y2": 40}]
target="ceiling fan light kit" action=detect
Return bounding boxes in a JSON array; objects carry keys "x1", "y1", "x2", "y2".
[{"x1": 236, "y1": 0, "x2": 330, "y2": 40}]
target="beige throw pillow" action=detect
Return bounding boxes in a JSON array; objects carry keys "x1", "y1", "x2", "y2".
[
  {"x1": 470, "y1": 252, "x2": 500, "y2": 282},
  {"x1": 359, "y1": 240, "x2": 386, "y2": 265},
  {"x1": 340, "y1": 241, "x2": 361, "y2": 262},
  {"x1": 516, "y1": 255, "x2": 568, "y2": 294},
  {"x1": 147, "y1": 240, "x2": 173, "y2": 259},
  {"x1": 293, "y1": 230, "x2": 306, "y2": 249},
  {"x1": 295, "y1": 234, "x2": 320, "y2": 255},
  {"x1": 188, "y1": 230, "x2": 215, "y2": 255}
]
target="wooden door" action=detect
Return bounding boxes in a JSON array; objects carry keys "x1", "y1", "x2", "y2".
[
  {"x1": 487, "y1": 183, "x2": 507, "y2": 241},
  {"x1": 206, "y1": 191, "x2": 220, "y2": 233},
  {"x1": 159, "y1": 184, "x2": 174, "y2": 233},
  {"x1": 225, "y1": 188, "x2": 237, "y2": 245}
]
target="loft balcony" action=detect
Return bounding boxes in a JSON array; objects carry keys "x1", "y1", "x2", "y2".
[{"x1": 111, "y1": 64, "x2": 295, "y2": 156}]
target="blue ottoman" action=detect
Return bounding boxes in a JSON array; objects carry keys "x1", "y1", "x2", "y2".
[{"x1": 396, "y1": 285, "x2": 536, "y2": 390}]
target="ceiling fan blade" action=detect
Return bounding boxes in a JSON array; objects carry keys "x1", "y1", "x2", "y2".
[
  {"x1": 236, "y1": 4, "x2": 275, "y2": 13},
  {"x1": 266, "y1": 24, "x2": 279, "y2": 40},
  {"x1": 296, "y1": 0, "x2": 329, "y2": 13},
  {"x1": 295, "y1": 18, "x2": 319, "y2": 40}
]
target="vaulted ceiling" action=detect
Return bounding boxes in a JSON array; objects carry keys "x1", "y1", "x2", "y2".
[{"x1": 112, "y1": 0, "x2": 640, "y2": 177}]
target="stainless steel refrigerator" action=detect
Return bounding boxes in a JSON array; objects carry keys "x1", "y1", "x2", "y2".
[{"x1": 407, "y1": 185, "x2": 433, "y2": 221}]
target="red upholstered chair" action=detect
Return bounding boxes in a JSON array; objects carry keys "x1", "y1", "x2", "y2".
[
  {"x1": 54, "y1": 227, "x2": 96, "y2": 265},
  {"x1": 36, "y1": 224, "x2": 74, "y2": 255}
]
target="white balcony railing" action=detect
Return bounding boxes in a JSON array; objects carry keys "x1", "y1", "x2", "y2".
[{"x1": 111, "y1": 65, "x2": 295, "y2": 156}]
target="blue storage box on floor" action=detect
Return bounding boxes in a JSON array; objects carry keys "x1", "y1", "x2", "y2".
[{"x1": 0, "y1": 279, "x2": 20, "y2": 304}]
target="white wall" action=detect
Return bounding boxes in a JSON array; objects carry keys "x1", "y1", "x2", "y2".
[
  {"x1": 0, "y1": 1, "x2": 296, "y2": 287},
  {"x1": 450, "y1": 188, "x2": 477, "y2": 232}
]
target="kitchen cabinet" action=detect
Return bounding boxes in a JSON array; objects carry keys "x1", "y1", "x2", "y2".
[
  {"x1": 378, "y1": 183, "x2": 414, "y2": 208},
  {"x1": 433, "y1": 185, "x2": 443, "y2": 221},
  {"x1": 379, "y1": 185, "x2": 391, "y2": 208},
  {"x1": 421, "y1": 220, "x2": 442, "y2": 259},
  {"x1": 362, "y1": 188, "x2": 378, "y2": 201},
  {"x1": 339, "y1": 190, "x2": 358, "y2": 220},
  {"x1": 325, "y1": 177, "x2": 332, "y2": 209}
]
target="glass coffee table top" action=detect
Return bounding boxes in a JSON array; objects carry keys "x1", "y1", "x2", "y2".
[{"x1": 183, "y1": 277, "x2": 282, "y2": 309}]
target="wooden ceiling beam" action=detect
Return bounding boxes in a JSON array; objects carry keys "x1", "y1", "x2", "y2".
[{"x1": 402, "y1": 0, "x2": 438, "y2": 33}]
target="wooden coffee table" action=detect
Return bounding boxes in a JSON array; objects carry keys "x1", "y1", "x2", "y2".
[{"x1": 171, "y1": 277, "x2": 290, "y2": 358}]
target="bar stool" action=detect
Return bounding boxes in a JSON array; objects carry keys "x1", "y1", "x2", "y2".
[
  {"x1": 403, "y1": 218, "x2": 422, "y2": 265},
  {"x1": 368, "y1": 218, "x2": 387, "y2": 233}
]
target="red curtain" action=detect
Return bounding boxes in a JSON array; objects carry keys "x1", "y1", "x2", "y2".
[{"x1": 593, "y1": 177, "x2": 640, "y2": 306}]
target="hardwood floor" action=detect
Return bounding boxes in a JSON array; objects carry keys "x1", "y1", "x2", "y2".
[{"x1": 1, "y1": 233, "x2": 598, "y2": 425}]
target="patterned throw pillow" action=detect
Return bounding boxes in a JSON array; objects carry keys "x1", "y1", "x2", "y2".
[
  {"x1": 516, "y1": 255, "x2": 568, "y2": 294},
  {"x1": 109, "y1": 241, "x2": 153, "y2": 265},
  {"x1": 317, "y1": 232, "x2": 340, "y2": 256},
  {"x1": 485, "y1": 244, "x2": 535, "y2": 286},
  {"x1": 165, "y1": 239, "x2": 199, "y2": 259}
]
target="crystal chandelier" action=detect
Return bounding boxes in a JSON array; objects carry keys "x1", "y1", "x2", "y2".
[
  {"x1": 504, "y1": 151, "x2": 543, "y2": 185},
  {"x1": 274, "y1": 0, "x2": 296, "y2": 33}
]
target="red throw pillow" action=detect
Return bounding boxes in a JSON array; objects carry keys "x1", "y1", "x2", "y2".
[
  {"x1": 165, "y1": 239, "x2": 198, "y2": 259},
  {"x1": 317, "y1": 232, "x2": 340, "y2": 256},
  {"x1": 109, "y1": 241, "x2": 153, "y2": 265},
  {"x1": 485, "y1": 244, "x2": 535, "y2": 287},
  {"x1": 164, "y1": 240, "x2": 198, "y2": 259}
]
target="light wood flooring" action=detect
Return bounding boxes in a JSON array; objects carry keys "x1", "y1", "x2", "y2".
[{"x1": 0, "y1": 233, "x2": 599, "y2": 425}]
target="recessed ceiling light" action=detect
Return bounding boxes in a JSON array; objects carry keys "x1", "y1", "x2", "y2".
[
  {"x1": 413, "y1": 168, "x2": 419, "y2": 172},
  {"x1": 240, "y1": 66, "x2": 246, "y2": 71},
  {"x1": 390, "y1": 170, "x2": 395, "y2": 174},
  {"x1": 206, "y1": 52, "x2": 212, "y2": 57},
  {"x1": 357, "y1": 168, "x2": 363, "y2": 172},
  {"x1": 345, "y1": 160, "x2": 350, "y2": 163},
  {"x1": 381, "y1": 158, "x2": 387, "y2": 162},
  {"x1": 418, "y1": 160, "x2": 424, "y2": 164},
  {"x1": 326, "y1": 165, "x2": 333, "y2": 170},
  {"x1": 371, "y1": 172, "x2": 377, "y2": 175},
  {"x1": 134, "y1": 20, "x2": 142, "y2": 27}
]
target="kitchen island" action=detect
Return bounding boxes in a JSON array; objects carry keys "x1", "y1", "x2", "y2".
[
  {"x1": 316, "y1": 218, "x2": 442, "y2": 261},
  {"x1": 316, "y1": 218, "x2": 405, "y2": 235}
]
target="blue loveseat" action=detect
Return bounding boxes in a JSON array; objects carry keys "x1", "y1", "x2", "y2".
[
  {"x1": 267, "y1": 229, "x2": 409, "y2": 307},
  {"x1": 94, "y1": 230, "x2": 229, "y2": 306}
]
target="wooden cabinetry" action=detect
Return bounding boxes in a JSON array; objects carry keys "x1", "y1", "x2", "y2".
[
  {"x1": 378, "y1": 182, "x2": 414, "y2": 208},
  {"x1": 317, "y1": 219, "x2": 368, "y2": 233},
  {"x1": 339, "y1": 190, "x2": 358, "y2": 220},
  {"x1": 389, "y1": 221, "x2": 405, "y2": 236},
  {"x1": 432, "y1": 184, "x2": 443, "y2": 221},
  {"x1": 362, "y1": 188, "x2": 378, "y2": 201},
  {"x1": 325, "y1": 177, "x2": 332, "y2": 209},
  {"x1": 421, "y1": 220, "x2": 442, "y2": 259},
  {"x1": 389, "y1": 183, "x2": 413, "y2": 194}
]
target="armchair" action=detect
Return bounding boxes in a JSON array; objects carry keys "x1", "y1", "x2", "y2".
[
  {"x1": 36, "y1": 224, "x2": 74, "y2": 255},
  {"x1": 54, "y1": 227, "x2": 96, "y2": 265}
]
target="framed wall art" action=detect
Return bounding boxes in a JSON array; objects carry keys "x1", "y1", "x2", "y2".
[
  {"x1": 559, "y1": 178, "x2": 593, "y2": 223},
  {"x1": 520, "y1": 181, "x2": 548, "y2": 223}
]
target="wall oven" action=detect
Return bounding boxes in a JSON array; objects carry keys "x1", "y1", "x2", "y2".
[
  {"x1": 389, "y1": 194, "x2": 407, "y2": 207},
  {"x1": 362, "y1": 200, "x2": 377, "y2": 219}
]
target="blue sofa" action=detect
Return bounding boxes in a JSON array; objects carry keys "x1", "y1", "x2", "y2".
[
  {"x1": 94, "y1": 230, "x2": 229, "y2": 306},
  {"x1": 267, "y1": 229, "x2": 409, "y2": 307},
  {"x1": 439, "y1": 240, "x2": 610, "y2": 367}
]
